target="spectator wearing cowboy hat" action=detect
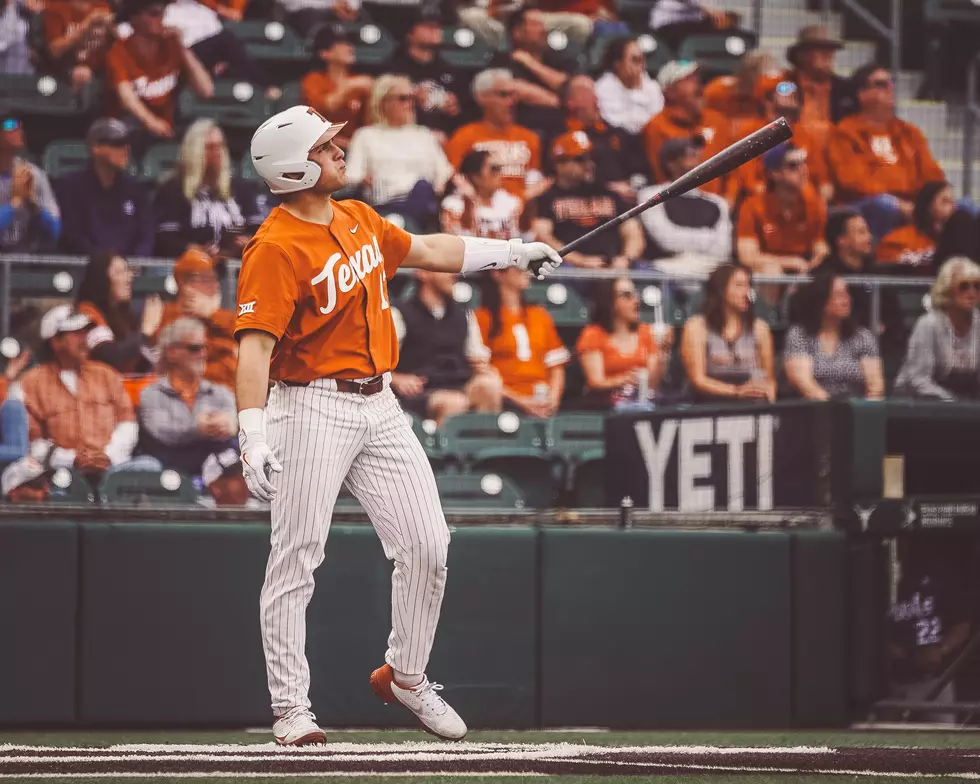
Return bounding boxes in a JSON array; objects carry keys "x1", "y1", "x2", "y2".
[{"x1": 783, "y1": 25, "x2": 856, "y2": 147}]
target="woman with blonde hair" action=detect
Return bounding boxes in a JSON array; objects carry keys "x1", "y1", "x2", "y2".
[
  {"x1": 895, "y1": 257, "x2": 980, "y2": 400},
  {"x1": 152, "y1": 118, "x2": 269, "y2": 256},
  {"x1": 345, "y1": 74, "x2": 453, "y2": 228}
]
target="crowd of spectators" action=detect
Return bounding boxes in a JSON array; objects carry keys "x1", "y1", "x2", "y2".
[{"x1": 3, "y1": 0, "x2": 980, "y2": 505}]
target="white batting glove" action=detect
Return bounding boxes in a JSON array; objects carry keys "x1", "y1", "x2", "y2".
[
  {"x1": 515, "y1": 241, "x2": 563, "y2": 280},
  {"x1": 238, "y1": 409, "x2": 282, "y2": 502}
]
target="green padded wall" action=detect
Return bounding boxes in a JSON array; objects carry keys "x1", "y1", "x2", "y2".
[
  {"x1": 540, "y1": 529, "x2": 793, "y2": 728},
  {"x1": 0, "y1": 521, "x2": 78, "y2": 724},
  {"x1": 792, "y1": 532, "x2": 848, "y2": 727}
]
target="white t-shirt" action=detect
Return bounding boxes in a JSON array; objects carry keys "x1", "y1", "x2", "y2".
[
  {"x1": 163, "y1": 0, "x2": 222, "y2": 48},
  {"x1": 441, "y1": 189, "x2": 523, "y2": 240},
  {"x1": 344, "y1": 124, "x2": 454, "y2": 205},
  {"x1": 595, "y1": 71, "x2": 664, "y2": 136}
]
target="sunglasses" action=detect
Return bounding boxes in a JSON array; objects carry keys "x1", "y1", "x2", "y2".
[
  {"x1": 617, "y1": 289, "x2": 638, "y2": 300},
  {"x1": 782, "y1": 159, "x2": 806, "y2": 170},
  {"x1": 493, "y1": 90, "x2": 515, "y2": 99},
  {"x1": 180, "y1": 343, "x2": 207, "y2": 353},
  {"x1": 1, "y1": 119, "x2": 19, "y2": 132},
  {"x1": 775, "y1": 81, "x2": 798, "y2": 97},
  {"x1": 956, "y1": 281, "x2": 980, "y2": 293}
]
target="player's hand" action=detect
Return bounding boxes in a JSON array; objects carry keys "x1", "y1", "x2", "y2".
[
  {"x1": 517, "y1": 241, "x2": 563, "y2": 280},
  {"x1": 239, "y1": 430, "x2": 282, "y2": 502}
]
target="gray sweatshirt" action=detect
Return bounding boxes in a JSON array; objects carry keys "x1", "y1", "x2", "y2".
[{"x1": 894, "y1": 310, "x2": 980, "y2": 400}]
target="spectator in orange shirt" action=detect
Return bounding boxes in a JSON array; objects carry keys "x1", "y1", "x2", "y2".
[
  {"x1": 878, "y1": 180, "x2": 955, "y2": 272},
  {"x1": 703, "y1": 51, "x2": 778, "y2": 133},
  {"x1": 447, "y1": 68, "x2": 544, "y2": 200},
  {"x1": 737, "y1": 143, "x2": 828, "y2": 276},
  {"x1": 783, "y1": 26, "x2": 856, "y2": 147},
  {"x1": 42, "y1": 0, "x2": 115, "y2": 89},
  {"x1": 441, "y1": 149, "x2": 523, "y2": 240},
  {"x1": 300, "y1": 24, "x2": 372, "y2": 150},
  {"x1": 577, "y1": 276, "x2": 671, "y2": 409},
  {"x1": 642, "y1": 60, "x2": 730, "y2": 195},
  {"x1": 827, "y1": 64, "x2": 945, "y2": 241},
  {"x1": 155, "y1": 248, "x2": 237, "y2": 389},
  {"x1": 105, "y1": 0, "x2": 213, "y2": 141},
  {"x1": 475, "y1": 267, "x2": 570, "y2": 417}
]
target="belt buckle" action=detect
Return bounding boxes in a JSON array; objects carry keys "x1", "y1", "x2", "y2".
[{"x1": 355, "y1": 379, "x2": 368, "y2": 395}]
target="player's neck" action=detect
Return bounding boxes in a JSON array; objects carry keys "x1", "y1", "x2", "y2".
[{"x1": 281, "y1": 193, "x2": 335, "y2": 225}]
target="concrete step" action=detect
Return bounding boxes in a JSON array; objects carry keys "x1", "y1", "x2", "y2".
[
  {"x1": 757, "y1": 8, "x2": 842, "y2": 38},
  {"x1": 759, "y1": 35, "x2": 875, "y2": 70},
  {"x1": 703, "y1": 0, "x2": 811, "y2": 14},
  {"x1": 897, "y1": 100, "x2": 949, "y2": 135}
]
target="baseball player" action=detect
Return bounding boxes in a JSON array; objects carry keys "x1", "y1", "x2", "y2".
[{"x1": 236, "y1": 105, "x2": 563, "y2": 746}]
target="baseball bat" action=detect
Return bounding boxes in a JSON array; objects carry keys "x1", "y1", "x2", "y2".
[{"x1": 532, "y1": 117, "x2": 793, "y2": 274}]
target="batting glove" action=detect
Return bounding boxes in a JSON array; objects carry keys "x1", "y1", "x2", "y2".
[
  {"x1": 516, "y1": 242, "x2": 563, "y2": 280},
  {"x1": 239, "y1": 409, "x2": 282, "y2": 502}
]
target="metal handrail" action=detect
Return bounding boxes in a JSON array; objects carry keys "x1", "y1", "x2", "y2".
[
  {"x1": 964, "y1": 51, "x2": 980, "y2": 199},
  {"x1": 824, "y1": 0, "x2": 902, "y2": 78}
]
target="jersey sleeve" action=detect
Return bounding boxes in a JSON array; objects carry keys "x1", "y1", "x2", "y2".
[
  {"x1": 537, "y1": 308, "x2": 570, "y2": 367},
  {"x1": 736, "y1": 197, "x2": 759, "y2": 240},
  {"x1": 379, "y1": 213, "x2": 413, "y2": 277},
  {"x1": 105, "y1": 42, "x2": 131, "y2": 89},
  {"x1": 235, "y1": 242, "x2": 299, "y2": 339},
  {"x1": 575, "y1": 324, "x2": 605, "y2": 355}
]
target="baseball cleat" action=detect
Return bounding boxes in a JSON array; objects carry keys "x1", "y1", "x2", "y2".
[
  {"x1": 370, "y1": 664, "x2": 468, "y2": 741},
  {"x1": 272, "y1": 706, "x2": 326, "y2": 746}
]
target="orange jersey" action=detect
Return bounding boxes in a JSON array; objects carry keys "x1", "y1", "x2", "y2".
[
  {"x1": 235, "y1": 200, "x2": 412, "y2": 381},
  {"x1": 731, "y1": 118, "x2": 829, "y2": 202},
  {"x1": 105, "y1": 35, "x2": 183, "y2": 124},
  {"x1": 43, "y1": 1, "x2": 114, "y2": 71},
  {"x1": 702, "y1": 76, "x2": 764, "y2": 131},
  {"x1": 877, "y1": 225, "x2": 936, "y2": 269},
  {"x1": 791, "y1": 69, "x2": 833, "y2": 148},
  {"x1": 300, "y1": 72, "x2": 370, "y2": 146},
  {"x1": 737, "y1": 184, "x2": 827, "y2": 258},
  {"x1": 642, "y1": 107, "x2": 732, "y2": 195},
  {"x1": 475, "y1": 304, "x2": 570, "y2": 397},
  {"x1": 446, "y1": 121, "x2": 541, "y2": 198}
]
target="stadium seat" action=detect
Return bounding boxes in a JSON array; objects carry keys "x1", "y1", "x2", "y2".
[
  {"x1": 140, "y1": 143, "x2": 181, "y2": 183},
  {"x1": 276, "y1": 81, "x2": 302, "y2": 112},
  {"x1": 438, "y1": 412, "x2": 559, "y2": 507},
  {"x1": 228, "y1": 20, "x2": 306, "y2": 62},
  {"x1": 131, "y1": 269, "x2": 176, "y2": 297},
  {"x1": 340, "y1": 22, "x2": 396, "y2": 66},
  {"x1": 435, "y1": 471, "x2": 526, "y2": 510},
  {"x1": 240, "y1": 150, "x2": 258, "y2": 182},
  {"x1": 589, "y1": 32, "x2": 673, "y2": 76},
  {"x1": 677, "y1": 32, "x2": 757, "y2": 79},
  {"x1": 0, "y1": 75, "x2": 91, "y2": 116},
  {"x1": 523, "y1": 281, "x2": 589, "y2": 328},
  {"x1": 179, "y1": 79, "x2": 274, "y2": 129},
  {"x1": 924, "y1": 0, "x2": 980, "y2": 23},
  {"x1": 439, "y1": 26, "x2": 497, "y2": 70},
  {"x1": 408, "y1": 412, "x2": 443, "y2": 461},
  {"x1": 47, "y1": 469, "x2": 97, "y2": 504},
  {"x1": 547, "y1": 413, "x2": 606, "y2": 507},
  {"x1": 99, "y1": 470, "x2": 200, "y2": 506},
  {"x1": 11, "y1": 268, "x2": 78, "y2": 298},
  {"x1": 42, "y1": 141, "x2": 89, "y2": 179}
]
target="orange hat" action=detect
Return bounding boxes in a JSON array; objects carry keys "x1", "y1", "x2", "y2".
[
  {"x1": 173, "y1": 248, "x2": 214, "y2": 283},
  {"x1": 551, "y1": 130, "x2": 592, "y2": 161}
]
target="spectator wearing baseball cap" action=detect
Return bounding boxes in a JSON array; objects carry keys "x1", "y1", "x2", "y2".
[
  {"x1": 736, "y1": 143, "x2": 828, "y2": 277},
  {"x1": 827, "y1": 64, "x2": 944, "y2": 241},
  {"x1": 154, "y1": 248, "x2": 238, "y2": 390},
  {"x1": 637, "y1": 137, "x2": 731, "y2": 276},
  {"x1": 594, "y1": 36, "x2": 664, "y2": 137},
  {"x1": 54, "y1": 118, "x2": 155, "y2": 257},
  {"x1": 642, "y1": 61, "x2": 732, "y2": 198},
  {"x1": 105, "y1": 0, "x2": 213, "y2": 141},
  {"x1": 19, "y1": 304, "x2": 139, "y2": 491},
  {"x1": 783, "y1": 26, "x2": 855, "y2": 147},
  {"x1": 300, "y1": 23, "x2": 372, "y2": 149},
  {"x1": 41, "y1": 0, "x2": 115, "y2": 89},
  {"x1": 0, "y1": 116, "x2": 61, "y2": 253},
  {"x1": 532, "y1": 131, "x2": 644, "y2": 274}
]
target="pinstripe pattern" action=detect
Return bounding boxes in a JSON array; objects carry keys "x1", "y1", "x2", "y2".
[{"x1": 261, "y1": 379, "x2": 449, "y2": 715}]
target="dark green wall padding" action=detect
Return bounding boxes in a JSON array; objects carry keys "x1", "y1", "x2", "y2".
[{"x1": 1, "y1": 523, "x2": 853, "y2": 729}]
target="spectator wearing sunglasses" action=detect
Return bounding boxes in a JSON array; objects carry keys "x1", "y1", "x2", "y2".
[
  {"x1": 594, "y1": 36, "x2": 664, "y2": 137},
  {"x1": 0, "y1": 116, "x2": 61, "y2": 253},
  {"x1": 441, "y1": 149, "x2": 523, "y2": 240},
  {"x1": 827, "y1": 64, "x2": 944, "y2": 242},
  {"x1": 345, "y1": 75, "x2": 453, "y2": 229},
  {"x1": 895, "y1": 258, "x2": 980, "y2": 401},
  {"x1": 55, "y1": 118, "x2": 155, "y2": 257},
  {"x1": 877, "y1": 181, "x2": 955, "y2": 272},
  {"x1": 737, "y1": 143, "x2": 827, "y2": 277},
  {"x1": 532, "y1": 131, "x2": 644, "y2": 273},
  {"x1": 138, "y1": 317, "x2": 250, "y2": 505}
]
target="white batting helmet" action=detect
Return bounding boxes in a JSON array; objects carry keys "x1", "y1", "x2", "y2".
[{"x1": 250, "y1": 105, "x2": 346, "y2": 195}]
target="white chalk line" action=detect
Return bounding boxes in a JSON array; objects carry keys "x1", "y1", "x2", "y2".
[{"x1": 0, "y1": 773, "x2": 548, "y2": 779}]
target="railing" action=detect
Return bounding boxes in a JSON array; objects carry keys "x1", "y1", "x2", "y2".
[
  {"x1": 823, "y1": 0, "x2": 902, "y2": 78},
  {"x1": 964, "y1": 51, "x2": 980, "y2": 199}
]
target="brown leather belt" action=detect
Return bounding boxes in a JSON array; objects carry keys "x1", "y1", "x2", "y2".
[{"x1": 283, "y1": 376, "x2": 386, "y2": 396}]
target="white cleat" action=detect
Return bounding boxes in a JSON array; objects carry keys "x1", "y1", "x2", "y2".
[
  {"x1": 371, "y1": 663, "x2": 468, "y2": 740},
  {"x1": 272, "y1": 706, "x2": 327, "y2": 746}
]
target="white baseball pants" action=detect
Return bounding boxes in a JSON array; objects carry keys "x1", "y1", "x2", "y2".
[{"x1": 260, "y1": 377, "x2": 450, "y2": 716}]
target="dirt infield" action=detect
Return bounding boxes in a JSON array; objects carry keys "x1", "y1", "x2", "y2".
[{"x1": 2, "y1": 742, "x2": 979, "y2": 778}]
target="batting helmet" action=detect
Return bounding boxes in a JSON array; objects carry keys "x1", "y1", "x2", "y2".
[{"x1": 250, "y1": 105, "x2": 346, "y2": 195}]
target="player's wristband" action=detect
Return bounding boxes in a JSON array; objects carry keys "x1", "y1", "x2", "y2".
[
  {"x1": 238, "y1": 408, "x2": 265, "y2": 437},
  {"x1": 460, "y1": 236, "x2": 522, "y2": 274}
]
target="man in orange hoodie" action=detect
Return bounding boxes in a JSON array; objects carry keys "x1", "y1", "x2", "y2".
[
  {"x1": 827, "y1": 63, "x2": 945, "y2": 241},
  {"x1": 642, "y1": 60, "x2": 731, "y2": 198}
]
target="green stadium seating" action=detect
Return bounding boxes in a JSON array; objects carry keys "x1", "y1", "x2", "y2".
[
  {"x1": 677, "y1": 32, "x2": 757, "y2": 78},
  {"x1": 435, "y1": 471, "x2": 526, "y2": 510},
  {"x1": 0, "y1": 75, "x2": 92, "y2": 116},
  {"x1": 276, "y1": 81, "x2": 302, "y2": 112},
  {"x1": 240, "y1": 150, "x2": 258, "y2": 182},
  {"x1": 439, "y1": 26, "x2": 497, "y2": 70},
  {"x1": 407, "y1": 412, "x2": 443, "y2": 461},
  {"x1": 924, "y1": 0, "x2": 980, "y2": 23},
  {"x1": 524, "y1": 281, "x2": 589, "y2": 328},
  {"x1": 11, "y1": 269, "x2": 78, "y2": 298},
  {"x1": 48, "y1": 469, "x2": 97, "y2": 504},
  {"x1": 42, "y1": 141, "x2": 89, "y2": 179},
  {"x1": 131, "y1": 270, "x2": 176, "y2": 297},
  {"x1": 179, "y1": 80, "x2": 274, "y2": 129},
  {"x1": 589, "y1": 32, "x2": 673, "y2": 76},
  {"x1": 547, "y1": 413, "x2": 606, "y2": 507},
  {"x1": 140, "y1": 142, "x2": 181, "y2": 183},
  {"x1": 228, "y1": 20, "x2": 307, "y2": 62},
  {"x1": 99, "y1": 470, "x2": 200, "y2": 506},
  {"x1": 341, "y1": 22, "x2": 396, "y2": 67}
]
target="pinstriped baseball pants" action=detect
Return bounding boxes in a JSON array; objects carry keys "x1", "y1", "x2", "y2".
[{"x1": 261, "y1": 378, "x2": 450, "y2": 716}]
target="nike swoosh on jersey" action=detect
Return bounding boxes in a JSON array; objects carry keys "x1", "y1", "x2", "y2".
[{"x1": 350, "y1": 223, "x2": 359, "y2": 233}]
